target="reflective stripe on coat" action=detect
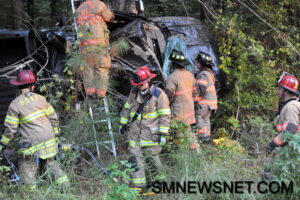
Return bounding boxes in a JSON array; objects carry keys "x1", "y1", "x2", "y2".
[
  {"x1": 196, "y1": 69, "x2": 218, "y2": 110},
  {"x1": 119, "y1": 86, "x2": 171, "y2": 147},
  {"x1": 272, "y1": 96, "x2": 300, "y2": 146},
  {"x1": 1, "y1": 88, "x2": 59, "y2": 159},
  {"x1": 165, "y1": 68, "x2": 197, "y2": 125}
]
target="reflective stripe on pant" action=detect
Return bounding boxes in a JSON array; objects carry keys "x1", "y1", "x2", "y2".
[
  {"x1": 82, "y1": 52, "x2": 111, "y2": 98},
  {"x1": 47, "y1": 160, "x2": 70, "y2": 187},
  {"x1": 196, "y1": 105, "x2": 211, "y2": 137},
  {"x1": 129, "y1": 142, "x2": 163, "y2": 188}
]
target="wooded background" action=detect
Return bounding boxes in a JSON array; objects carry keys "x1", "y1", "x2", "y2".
[
  {"x1": 0, "y1": 1, "x2": 299, "y2": 199},
  {"x1": 1, "y1": 0, "x2": 224, "y2": 29},
  {"x1": 0, "y1": 0, "x2": 299, "y2": 137}
]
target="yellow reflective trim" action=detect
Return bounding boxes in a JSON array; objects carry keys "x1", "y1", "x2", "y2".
[
  {"x1": 1, "y1": 136, "x2": 12, "y2": 145},
  {"x1": 158, "y1": 108, "x2": 171, "y2": 115},
  {"x1": 129, "y1": 140, "x2": 136, "y2": 147},
  {"x1": 120, "y1": 117, "x2": 128, "y2": 124},
  {"x1": 124, "y1": 102, "x2": 132, "y2": 109},
  {"x1": 55, "y1": 175, "x2": 69, "y2": 185},
  {"x1": 145, "y1": 111, "x2": 159, "y2": 119},
  {"x1": 5, "y1": 115, "x2": 19, "y2": 125},
  {"x1": 40, "y1": 151, "x2": 57, "y2": 159},
  {"x1": 20, "y1": 138, "x2": 57, "y2": 155},
  {"x1": 130, "y1": 112, "x2": 141, "y2": 120},
  {"x1": 20, "y1": 106, "x2": 54, "y2": 123},
  {"x1": 140, "y1": 140, "x2": 159, "y2": 146},
  {"x1": 159, "y1": 126, "x2": 169, "y2": 133},
  {"x1": 132, "y1": 177, "x2": 146, "y2": 183},
  {"x1": 53, "y1": 127, "x2": 60, "y2": 134}
]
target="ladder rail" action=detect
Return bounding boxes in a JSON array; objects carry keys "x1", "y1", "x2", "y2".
[
  {"x1": 88, "y1": 97, "x2": 117, "y2": 157},
  {"x1": 70, "y1": 0, "x2": 116, "y2": 158},
  {"x1": 103, "y1": 97, "x2": 117, "y2": 157},
  {"x1": 70, "y1": 0, "x2": 79, "y2": 40}
]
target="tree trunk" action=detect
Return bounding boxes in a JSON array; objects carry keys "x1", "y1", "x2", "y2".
[
  {"x1": 11, "y1": 0, "x2": 23, "y2": 29},
  {"x1": 51, "y1": 0, "x2": 59, "y2": 19},
  {"x1": 111, "y1": 0, "x2": 137, "y2": 14},
  {"x1": 27, "y1": 0, "x2": 34, "y2": 26},
  {"x1": 125, "y1": 0, "x2": 137, "y2": 14}
]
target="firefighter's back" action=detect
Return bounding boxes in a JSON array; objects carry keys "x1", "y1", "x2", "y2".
[{"x1": 168, "y1": 69, "x2": 196, "y2": 124}]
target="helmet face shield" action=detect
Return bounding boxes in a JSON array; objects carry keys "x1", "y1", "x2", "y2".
[
  {"x1": 170, "y1": 50, "x2": 189, "y2": 67},
  {"x1": 197, "y1": 51, "x2": 213, "y2": 67},
  {"x1": 277, "y1": 71, "x2": 291, "y2": 84}
]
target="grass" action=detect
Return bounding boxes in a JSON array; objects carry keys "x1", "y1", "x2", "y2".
[{"x1": 0, "y1": 99, "x2": 295, "y2": 200}]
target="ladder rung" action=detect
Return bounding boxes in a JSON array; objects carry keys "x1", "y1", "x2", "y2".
[
  {"x1": 94, "y1": 120, "x2": 108, "y2": 123},
  {"x1": 97, "y1": 141, "x2": 112, "y2": 144}
]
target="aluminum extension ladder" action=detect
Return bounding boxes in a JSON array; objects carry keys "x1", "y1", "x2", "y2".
[
  {"x1": 88, "y1": 98, "x2": 117, "y2": 157},
  {"x1": 70, "y1": 0, "x2": 80, "y2": 40},
  {"x1": 71, "y1": 0, "x2": 117, "y2": 157}
]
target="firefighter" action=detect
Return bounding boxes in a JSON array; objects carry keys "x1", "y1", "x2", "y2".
[
  {"x1": 0, "y1": 70, "x2": 70, "y2": 190},
  {"x1": 76, "y1": 0, "x2": 115, "y2": 98},
  {"x1": 195, "y1": 51, "x2": 218, "y2": 142},
  {"x1": 119, "y1": 66, "x2": 171, "y2": 194},
  {"x1": 165, "y1": 50, "x2": 199, "y2": 150},
  {"x1": 266, "y1": 72, "x2": 300, "y2": 154}
]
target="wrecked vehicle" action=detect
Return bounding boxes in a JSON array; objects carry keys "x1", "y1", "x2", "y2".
[
  {"x1": 0, "y1": 11, "x2": 220, "y2": 131},
  {"x1": 109, "y1": 12, "x2": 221, "y2": 95}
]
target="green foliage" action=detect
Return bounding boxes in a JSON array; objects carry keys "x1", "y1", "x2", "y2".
[
  {"x1": 145, "y1": 0, "x2": 202, "y2": 18},
  {"x1": 267, "y1": 133, "x2": 300, "y2": 199},
  {"x1": 169, "y1": 120, "x2": 193, "y2": 150},
  {"x1": 104, "y1": 160, "x2": 137, "y2": 200},
  {"x1": 110, "y1": 40, "x2": 130, "y2": 57}
]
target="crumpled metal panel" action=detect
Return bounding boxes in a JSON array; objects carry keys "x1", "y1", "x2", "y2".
[{"x1": 151, "y1": 17, "x2": 219, "y2": 75}]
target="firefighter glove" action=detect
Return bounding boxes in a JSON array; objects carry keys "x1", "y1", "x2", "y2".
[
  {"x1": 119, "y1": 126, "x2": 126, "y2": 135},
  {"x1": 266, "y1": 141, "x2": 277, "y2": 154},
  {"x1": 61, "y1": 144, "x2": 73, "y2": 152},
  {"x1": 0, "y1": 143, "x2": 5, "y2": 153}
]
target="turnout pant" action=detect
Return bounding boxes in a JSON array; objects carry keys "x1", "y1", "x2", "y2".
[
  {"x1": 19, "y1": 156, "x2": 70, "y2": 189},
  {"x1": 174, "y1": 125, "x2": 199, "y2": 150},
  {"x1": 196, "y1": 105, "x2": 212, "y2": 139},
  {"x1": 129, "y1": 143, "x2": 164, "y2": 190},
  {"x1": 82, "y1": 52, "x2": 111, "y2": 98}
]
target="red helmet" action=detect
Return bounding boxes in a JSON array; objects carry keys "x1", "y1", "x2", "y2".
[
  {"x1": 131, "y1": 66, "x2": 157, "y2": 86},
  {"x1": 10, "y1": 70, "x2": 37, "y2": 86},
  {"x1": 278, "y1": 72, "x2": 299, "y2": 94}
]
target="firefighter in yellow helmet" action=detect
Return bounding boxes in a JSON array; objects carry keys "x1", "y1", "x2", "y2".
[
  {"x1": 195, "y1": 51, "x2": 218, "y2": 142},
  {"x1": 76, "y1": 0, "x2": 115, "y2": 98},
  {"x1": 0, "y1": 70, "x2": 70, "y2": 190},
  {"x1": 165, "y1": 50, "x2": 199, "y2": 150},
  {"x1": 119, "y1": 66, "x2": 171, "y2": 194}
]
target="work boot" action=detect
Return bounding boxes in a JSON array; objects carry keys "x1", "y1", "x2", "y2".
[
  {"x1": 198, "y1": 135, "x2": 210, "y2": 144},
  {"x1": 262, "y1": 168, "x2": 273, "y2": 182},
  {"x1": 136, "y1": 185, "x2": 156, "y2": 197}
]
